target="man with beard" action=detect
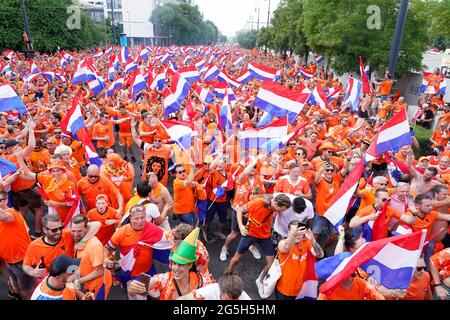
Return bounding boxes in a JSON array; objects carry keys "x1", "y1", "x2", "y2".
[
  {"x1": 407, "y1": 153, "x2": 441, "y2": 197},
  {"x1": 23, "y1": 214, "x2": 101, "y2": 279}
]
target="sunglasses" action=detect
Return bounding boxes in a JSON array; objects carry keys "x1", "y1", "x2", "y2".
[
  {"x1": 289, "y1": 143, "x2": 296, "y2": 146},
  {"x1": 416, "y1": 267, "x2": 426, "y2": 271},
  {"x1": 0, "y1": 198, "x2": 7, "y2": 201},
  {"x1": 296, "y1": 153, "x2": 302, "y2": 156},
  {"x1": 88, "y1": 175, "x2": 100, "y2": 179},
  {"x1": 325, "y1": 169, "x2": 334, "y2": 172},
  {"x1": 45, "y1": 225, "x2": 64, "y2": 233},
  {"x1": 154, "y1": 139, "x2": 162, "y2": 142},
  {"x1": 381, "y1": 198, "x2": 389, "y2": 202},
  {"x1": 378, "y1": 183, "x2": 388, "y2": 186},
  {"x1": 177, "y1": 170, "x2": 186, "y2": 174},
  {"x1": 130, "y1": 205, "x2": 144, "y2": 214}
]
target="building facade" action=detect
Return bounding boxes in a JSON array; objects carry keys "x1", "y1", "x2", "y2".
[{"x1": 79, "y1": 0, "x2": 192, "y2": 46}]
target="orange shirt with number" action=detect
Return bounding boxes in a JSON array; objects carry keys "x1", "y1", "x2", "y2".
[{"x1": 317, "y1": 277, "x2": 385, "y2": 300}]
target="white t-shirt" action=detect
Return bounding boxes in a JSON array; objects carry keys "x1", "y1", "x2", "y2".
[
  {"x1": 140, "y1": 200, "x2": 171, "y2": 231},
  {"x1": 193, "y1": 283, "x2": 251, "y2": 300},
  {"x1": 273, "y1": 193, "x2": 315, "y2": 237}
]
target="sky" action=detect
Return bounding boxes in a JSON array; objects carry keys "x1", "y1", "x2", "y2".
[{"x1": 193, "y1": 0, "x2": 281, "y2": 38}]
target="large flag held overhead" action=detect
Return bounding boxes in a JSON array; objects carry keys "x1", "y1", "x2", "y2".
[
  {"x1": 343, "y1": 77, "x2": 362, "y2": 111},
  {"x1": 238, "y1": 116, "x2": 288, "y2": 150},
  {"x1": 60, "y1": 96, "x2": 85, "y2": 140},
  {"x1": 312, "y1": 82, "x2": 329, "y2": 110},
  {"x1": 71, "y1": 67, "x2": 97, "y2": 84},
  {"x1": 260, "y1": 120, "x2": 310, "y2": 154},
  {"x1": 254, "y1": 80, "x2": 310, "y2": 122},
  {"x1": 323, "y1": 160, "x2": 365, "y2": 228},
  {"x1": 170, "y1": 73, "x2": 191, "y2": 103},
  {"x1": 0, "y1": 158, "x2": 18, "y2": 176},
  {"x1": 365, "y1": 108, "x2": 412, "y2": 161},
  {"x1": 316, "y1": 230, "x2": 427, "y2": 295},
  {"x1": 298, "y1": 66, "x2": 314, "y2": 79},
  {"x1": 160, "y1": 120, "x2": 197, "y2": 151},
  {"x1": 0, "y1": 84, "x2": 27, "y2": 114},
  {"x1": 248, "y1": 62, "x2": 278, "y2": 81}
]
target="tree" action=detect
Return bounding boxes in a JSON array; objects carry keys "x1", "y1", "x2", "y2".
[
  {"x1": 150, "y1": 3, "x2": 220, "y2": 45},
  {"x1": 237, "y1": 30, "x2": 259, "y2": 49},
  {"x1": 0, "y1": 0, "x2": 110, "y2": 52},
  {"x1": 303, "y1": 0, "x2": 429, "y2": 76},
  {"x1": 425, "y1": 0, "x2": 450, "y2": 51}
]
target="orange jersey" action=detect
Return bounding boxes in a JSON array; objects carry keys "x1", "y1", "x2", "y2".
[
  {"x1": 274, "y1": 175, "x2": 311, "y2": 195},
  {"x1": 87, "y1": 207, "x2": 118, "y2": 245},
  {"x1": 23, "y1": 230, "x2": 74, "y2": 269},
  {"x1": 276, "y1": 240, "x2": 313, "y2": 297},
  {"x1": 318, "y1": 277, "x2": 384, "y2": 300},
  {"x1": 244, "y1": 198, "x2": 274, "y2": 239},
  {"x1": 77, "y1": 176, "x2": 120, "y2": 211},
  {"x1": 356, "y1": 205, "x2": 403, "y2": 239},
  {"x1": 92, "y1": 121, "x2": 115, "y2": 149},
  {"x1": 173, "y1": 178, "x2": 195, "y2": 214},
  {"x1": 109, "y1": 224, "x2": 154, "y2": 277},
  {"x1": 315, "y1": 173, "x2": 344, "y2": 216},
  {"x1": 28, "y1": 149, "x2": 52, "y2": 173}
]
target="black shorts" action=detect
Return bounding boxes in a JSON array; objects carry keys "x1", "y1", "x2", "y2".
[
  {"x1": 12, "y1": 187, "x2": 43, "y2": 209},
  {"x1": 206, "y1": 201, "x2": 228, "y2": 224},
  {"x1": 236, "y1": 236, "x2": 275, "y2": 256}
]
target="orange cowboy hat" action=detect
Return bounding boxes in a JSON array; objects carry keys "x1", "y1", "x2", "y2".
[
  {"x1": 48, "y1": 159, "x2": 65, "y2": 170},
  {"x1": 319, "y1": 142, "x2": 338, "y2": 152}
]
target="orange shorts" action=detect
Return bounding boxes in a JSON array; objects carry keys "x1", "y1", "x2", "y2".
[{"x1": 119, "y1": 133, "x2": 132, "y2": 146}]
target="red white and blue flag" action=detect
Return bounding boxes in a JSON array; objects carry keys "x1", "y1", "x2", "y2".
[
  {"x1": 218, "y1": 69, "x2": 241, "y2": 88},
  {"x1": 218, "y1": 94, "x2": 233, "y2": 136},
  {"x1": 71, "y1": 67, "x2": 97, "y2": 84},
  {"x1": 160, "y1": 120, "x2": 197, "y2": 151},
  {"x1": 365, "y1": 108, "x2": 412, "y2": 161},
  {"x1": 195, "y1": 86, "x2": 214, "y2": 104},
  {"x1": 260, "y1": 120, "x2": 310, "y2": 154},
  {"x1": 178, "y1": 66, "x2": 200, "y2": 83},
  {"x1": 316, "y1": 230, "x2": 427, "y2": 294},
  {"x1": 130, "y1": 73, "x2": 147, "y2": 100},
  {"x1": 324, "y1": 160, "x2": 365, "y2": 228},
  {"x1": 254, "y1": 80, "x2": 310, "y2": 122},
  {"x1": 194, "y1": 58, "x2": 206, "y2": 70},
  {"x1": 171, "y1": 73, "x2": 191, "y2": 103},
  {"x1": 312, "y1": 82, "x2": 329, "y2": 110},
  {"x1": 162, "y1": 88, "x2": 182, "y2": 116},
  {"x1": 0, "y1": 84, "x2": 27, "y2": 114},
  {"x1": 239, "y1": 116, "x2": 288, "y2": 150},
  {"x1": 298, "y1": 66, "x2": 314, "y2": 79},
  {"x1": 29, "y1": 60, "x2": 40, "y2": 75},
  {"x1": 233, "y1": 55, "x2": 246, "y2": 67},
  {"x1": 204, "y1": 64, "x2": 220, "y2": 81},
  {"x1": 124, "y1": 59, "x2": 138, "y2": 74},
  {"x1": 107, "y1": 76, "x2": 124, "y2": 97},
  {"x1": 149, "y1": 71, "x2": 166, "y2": 91},
  {"x1": 119, "y1": 47, "x2": 130, "y2": 64},
  {"x1": 248, "y1": 62, "x2": 278, "y2": 81},
  {"x1": 236, "y1": 69, "x2": 254, "y2": 84},
  {"x1": 296, "y1": 252, "x2": 318, "y2": 300},
  {"x1": 60, "y1": 96, "x2": 85, "y2": 140},
  {"x1": 343, "y1": 76, "x2": 362, "y2": 111}
]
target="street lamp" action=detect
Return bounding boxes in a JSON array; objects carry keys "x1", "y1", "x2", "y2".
[{"x1": 266, "y1": 0, "x2": 271, "y2": 28}]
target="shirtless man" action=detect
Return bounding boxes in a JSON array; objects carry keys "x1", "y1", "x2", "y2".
[
  {"x1": 147, "y1": 172, "x2": 173, "y2": 214},
  {"x1": 431, "y1": 185, "x2": 450, "y2": 242},
  {"x1": 407, "y1": 153, "x2": 441, "y2": 196}
]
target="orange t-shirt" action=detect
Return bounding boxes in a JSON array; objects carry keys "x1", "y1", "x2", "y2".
[
  {"x1": 274, "y1": 175, "x2": 311, "y2": 196},
  {"x1": 402, "y1": 272, "x2": 432, "y2": 300},
  {"x1": 23, "y1": 230, "x2": 74, "y2": 269},
  {"x1": 87, "y1": 207, "x2": 118, "y2": 245},
  {"x1": 138, "y1": 122, "x2": 157, "y2": 144},
  {"x1": 430, "y1": 248, "x2": 450, "y2": 281},
  {"x1": 77, "y1": 176, "x2": 120, "y2": 211},
  {"x1": 379, "y1": 80, "x2": 393, "y2": 96},
  {"x1": 318, "y1": 277, "x2": 385, "y2": 300},
  {"x1": 4, "y1": 154, "x2": 36, "y2": 192},
  {"x1": 173, "y1": 178, "x2": 195, "y2": 214},
  {"x1": 311, "y1": 156, "x2": 344, "y2": 171},
  {"x1": 142, "y1": 146, "x2": 172, "y2": 186},
  {"x1": 245, "y1": 198, "x2": 274, "y2": 239},
  {"x1": 356, "y1": 205, "x2": 403, "y2": 239},
  {"x1": 207, "y1": 170, "x2": 229, "y2": 203},
  {"x1": 69, "y1": 140, "x2": 86, "y2": 167},
  {"x1": 411, "y1": 210, "x2": 439, "y2": 240},
  {"x1": 0, "y1": 208, "x2": 31, "y2": 264},
  {"x1": 92, "y1": 121, "x2": 115, "y2": 148},
  {"x1": 276, "y1": 240, "x2": 313, "y2": 296},
  {"x1": 109, "y1": 224, "x2": 153, "y2": 277},
  {"x1": 74, "y1": 236, "x2": 112, "y2": 296},
  {"x1": 315, "y1": 173, "x2": 344, "y2": 216},
  {"x1": 232, "y1": 176, "x2": 265, "y2": 210},
  {"x1": 28, "y1": 149, "x2": 52, "y2": 173}
]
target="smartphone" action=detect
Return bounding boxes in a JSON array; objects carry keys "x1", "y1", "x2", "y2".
[{"x1": 140, "y1": 272, "x2": 151, "y2": 292}]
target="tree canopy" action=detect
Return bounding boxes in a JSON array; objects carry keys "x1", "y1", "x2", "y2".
[
  {"x1": 150, "y1": 3, "x2": 223, "y2": 46},
  {"x1": 0, "y1": 0, "x2": 110, "y2": 52},
  {"x1": 255, "y1": 0, "x2": 449, "y2": 76},
  {"x1": 237, "y1": 30, "x2": 259, "y2": 49}
]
